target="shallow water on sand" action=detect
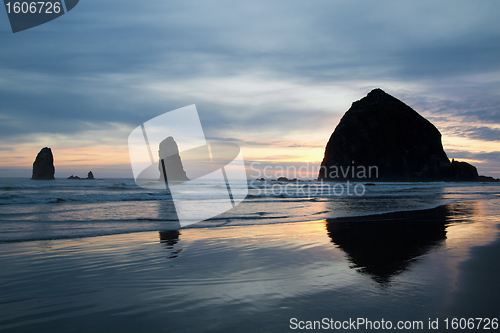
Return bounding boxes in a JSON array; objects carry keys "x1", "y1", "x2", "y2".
[
  {"x1": 1, "y1": 178, "x2": 499, "y2": 242},
  {"x1": 0, "y1": 198, "x2": 499, "y2": 332}
]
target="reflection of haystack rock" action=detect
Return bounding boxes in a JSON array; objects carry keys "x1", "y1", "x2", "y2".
[
  {"x1": 158, "y1": 137, "x2": 189, "y2": 182},
  {"x1": 326, "y1": 206, "x2": 449, "y2": 284}
]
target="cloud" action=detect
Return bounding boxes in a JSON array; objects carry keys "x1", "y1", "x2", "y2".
[
  {"x1": 396, "y1": 84, "x2": 500, "y2": 127},
  {"x1": 470, "y1": 151, "x2": 500, "y2": 162},
  {"x1": 1, "y1": 0, "x2": 500, "y2": 173},
  {"x1": 206, "y1": 137, "x2": 277, "y2": 146},
  {"x1": 446, "y1": 150, "x2": 500, "y2": 177},
  {"x1": 444, "y1": 126, "x2": 500, "y2": 142}
]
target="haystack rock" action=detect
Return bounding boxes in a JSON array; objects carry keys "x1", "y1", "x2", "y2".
[
  {"x1": 158, "y1": 137, "x2": 189, "y2": 182},
  {"x1": 318, "y1": 89, "x2": 481, "y2": 182},
  {"x1": 31, "y1": 147, "x2": 55, "y2": 180}
]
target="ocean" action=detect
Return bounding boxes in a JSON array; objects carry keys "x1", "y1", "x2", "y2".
[
  {"x1": 1, "y1": 178, "x2": 499, "y2": 332},
  {"x1": 1, "y1": 178, "x2": 498, "y2": 242}
]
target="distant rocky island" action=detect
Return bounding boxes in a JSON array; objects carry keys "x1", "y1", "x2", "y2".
[
  {"x1": 68, "y1": 171, "x2": 95, "y2": 180},
  {"x1": 31, "y1": 147, "x2": 95, "y2": 180},
  {"x1": 319, "y1": 89, "x2": 498, "y2": 182}
]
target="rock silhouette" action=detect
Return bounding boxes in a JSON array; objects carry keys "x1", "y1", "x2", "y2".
[
  {"x1": 449, "y1": 160, "x2": 478, "y2": 181},
  {"x1": 158, "y1": 137, "x2": 189, "y2": 182},
  {"x1": 67, "y1": 171, "x2": 95, "y2": 180},
  {"x1": 31, "y1": 147, "x2": 55, "y2": 180},
  {"x1": 319, "y1": 89, "x2": 491, "y2": 181},
  {"x1": 326, "y1": 205, "x2": 455, "y2": 284}
]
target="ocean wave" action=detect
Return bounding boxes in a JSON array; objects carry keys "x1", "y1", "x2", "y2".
[
  {"x1": 0, "y1": 181, "x2": 139, "y2": 190},
  {"x1": 0, "y1": 222, "x2": 180, "y2": 243},
  {"x1": 1, "y1": 180, "x2": 498, "y2": 244},
  {"x1": 0, "y1": 198, "x2": 492, "y2": 243},
  {"x1": 0, "y1": 193, "x2": 174, "y2": 205}
]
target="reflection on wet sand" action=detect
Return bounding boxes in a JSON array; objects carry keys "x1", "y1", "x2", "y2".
[
  {"x1": 152, "y1": 200, "x2": 493, "y2": 289},
  {"x1": 159, "y1": 230, "x2": 183, "y2": 258},
  {"x1": 326, "y1": 205, "x2": 460, "y2": 284}
]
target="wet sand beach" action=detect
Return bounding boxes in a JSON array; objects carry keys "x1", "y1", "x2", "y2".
[{"x1": 1, "y1": 200, "x2": 499, "y2": 332}]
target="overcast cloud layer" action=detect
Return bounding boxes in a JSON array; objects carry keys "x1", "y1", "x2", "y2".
[{"x1": 1, "y1": 0, "x2": 499, "y2": 176}]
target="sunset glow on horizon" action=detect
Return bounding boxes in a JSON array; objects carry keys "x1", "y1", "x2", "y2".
[
  {"x1": 1, "y1": 2, "x2": 499, "y2": 178},
  {"x1": 1, "y1": 107, "x2": 498, "y2": 179}
]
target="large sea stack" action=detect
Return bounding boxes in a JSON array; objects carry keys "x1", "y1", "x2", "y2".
[
  {"x1": 158, "y1": 137, "x2": 189, "y2": 182},
  {"x1": 31, "y1": 147, "x2": 55, "y2": 180},
  {"x1": 319, "y1": 89, "x2": 480, "y2": 182}
]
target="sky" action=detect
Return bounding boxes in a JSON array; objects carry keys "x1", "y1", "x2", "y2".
[{"x1": 0, "y1": 0, "x2": 499, "y2": 178}]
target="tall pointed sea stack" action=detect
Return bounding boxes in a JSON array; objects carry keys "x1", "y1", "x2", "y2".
[
  {"x1": 31, "y1": 147, "x2": 55, "y2": 180},
  {"x1": 158, "y1": 137, "x2": 189, "y2": 182},
  {"x1": 318, "y1": 89, "x2": 479, "y2": 181}
]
